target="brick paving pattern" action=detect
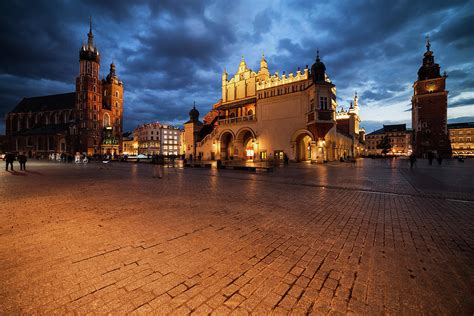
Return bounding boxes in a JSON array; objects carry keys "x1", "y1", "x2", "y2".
[{"x1": 0, "y1": 159, "x2": 473, "y2": 315}]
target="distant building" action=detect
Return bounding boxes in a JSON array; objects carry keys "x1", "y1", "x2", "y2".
[
  {"x1": 122, "y1": 132, "x2": 138, "y2": 156},
  {"x1": 365, "y1": 124, "x2": 412, "y2": 156},
  {"x1": 135, "y1": 122, "x2": 181, "y2": 156},
  {"x1": 184, "y1": 52, "x2": 364, "y2": 163},
  {"x1": 411, "y1": 37, "x2": 451, "y2": 158},
  {"x1": 4, "y1": 19, "x2": 124, "y2": 157},
  {"x1": 448, "y1": 122, "x2": 473, "y2": 157}
]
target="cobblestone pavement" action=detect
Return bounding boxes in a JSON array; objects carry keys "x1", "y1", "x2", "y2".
[{"x1": 0, "y1": 159, "x2": 473, "y2": 315}]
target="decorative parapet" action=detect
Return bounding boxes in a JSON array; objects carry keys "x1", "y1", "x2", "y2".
[{"x1": 256, "y1": 68, "x2": 309, "y2": 90}]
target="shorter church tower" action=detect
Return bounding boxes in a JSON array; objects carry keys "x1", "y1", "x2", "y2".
[
  {"x1": 101, "y1": 62, "x2": 124, "y2": 154},
  {"x1": 411, "y1": 37, "x2": 451, "y2": 158}
]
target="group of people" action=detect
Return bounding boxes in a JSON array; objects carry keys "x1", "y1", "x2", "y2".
[{"x1": 4, "y1": 153, "x2": 28, "y2": 171}]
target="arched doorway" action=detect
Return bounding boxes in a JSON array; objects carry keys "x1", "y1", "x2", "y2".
[
  {"x1": 236, "y1": 128, "x2": 256, "y2": 160},
  {"x1": 219, "y1": 131, "x2": 234, "y2": 160},
  {"x1": 291, "y1": 129, "x2": 315, "y2": 162},
  {"x1": 297, "y1": 134, "x2": 312, "y2": 161}
]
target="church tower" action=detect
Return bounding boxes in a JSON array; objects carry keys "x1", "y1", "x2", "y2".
[
  {"x1": 101, "y1": 62, "x2": 124, "y2": 154},
  {"x1": 411, "y1": 37, "x2": 451, "y2": 158},
  {"x1": 76, "y1": 17, "x2": 102, "y2": 155}
]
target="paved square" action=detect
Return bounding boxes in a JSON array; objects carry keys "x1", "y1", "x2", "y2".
[{"x1": 0, "y1": 159, "x2": 473, "y2": 315}]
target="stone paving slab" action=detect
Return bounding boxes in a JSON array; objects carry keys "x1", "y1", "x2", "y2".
[{"x1": 0, "y1": 160, "x2": 473, "y2": 315}]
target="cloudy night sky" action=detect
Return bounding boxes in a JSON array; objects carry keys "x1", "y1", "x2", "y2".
[{"x1": 1, "y1": 0, "x2": 473, "y2": 133}]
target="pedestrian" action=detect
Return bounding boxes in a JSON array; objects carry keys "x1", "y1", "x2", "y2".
[
  {"x1": 428, "y1": 151, "x2": 434, "y2": 165},
  {"x1": 153, "y1": 155, "x2": 165, "y2": 179},
  {"x1": 5, "y1": 152, "x2": 15, "y2": 171},
  {"x1": 437, "y1": 154, "x2": 443, "y2": 165},
  {"x1": 18, "y1": 153, "x2": 27, "y2": 171},
  {"x1": 283, "y1": 153, "x2": 289, "y2": 165},
  {"x1": 409, "y1": 153, "x2": 416, "y2": 169}
]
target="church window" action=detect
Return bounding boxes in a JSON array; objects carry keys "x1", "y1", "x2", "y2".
[
  {"x1": 115, "y1": 102, "x2": 118, "y2": 108},
  {"x1": 104, "y1": 90, "x2": 107, "y2": 96},
  {"x1": 93, "y1": 114, "x2": 97, "y2": 121},
  {"x1": 115, "y1": 91, "x2": 119, "y2": 97},
  {"x1": 93, "y1": 85, "x2": 96, "y2": 92},
  {"x1": 87, "y1": 62, "x2": 91, "y2": 74}
]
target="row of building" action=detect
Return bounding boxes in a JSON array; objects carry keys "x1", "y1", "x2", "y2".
[
  {"x1": 122, "y1": 123, "x2": 183, "y2": 157},
  {"x1": 365, "y1": 122, "x2": 473, "y2": 156},
  {"x1": 1, "y1": 22, "x2": 472, "y2": 159}
]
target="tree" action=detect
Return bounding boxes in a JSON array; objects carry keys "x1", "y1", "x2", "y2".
[{"x1": 377, "y1": 135, "x2": 392, "y2": 155}]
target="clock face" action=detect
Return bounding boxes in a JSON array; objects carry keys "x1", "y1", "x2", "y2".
[{"x1": 425, "y1": 81, "x2": 436, "y2": 91}]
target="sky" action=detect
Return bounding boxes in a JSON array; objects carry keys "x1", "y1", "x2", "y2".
[{"x1": 1, "y1": 0, "x2": 473, "y2": 133}]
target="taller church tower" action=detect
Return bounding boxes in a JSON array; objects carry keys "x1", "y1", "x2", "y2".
[
  {"x1": 76, "y1": 18, "x2": 102, "y2": 155},
  {"x1": 411, "y1": 37, "x2": 451, "y2": 158}
]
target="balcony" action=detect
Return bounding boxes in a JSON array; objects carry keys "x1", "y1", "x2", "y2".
[
  {"x1": 306, "y1": 110, "x2": 334, "y2": 124},
  {"x1": 218, "y1": 114, "x2": 256, "y2": 125}
]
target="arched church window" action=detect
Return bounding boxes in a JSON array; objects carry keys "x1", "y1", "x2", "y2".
[
  {"x1": 93, "y1": 85, "x2": 96, "y2": 92},
  {"x1": 87, "y1": 62, "x2": 91, "y2": 74},
  {"x1": 115, "y1": 91, "x2": 119, "y2": 97},
  {"x1": 103, "y1": 113, "x2": 111, "y2": 127}
]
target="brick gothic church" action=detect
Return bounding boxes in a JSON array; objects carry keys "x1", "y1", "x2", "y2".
[
  {"x1": 5, "y1": 20, "x2": 123, "y2": 157},
  {"x1": 411, "y1": 37, "x2": 451, "y2": 158}
]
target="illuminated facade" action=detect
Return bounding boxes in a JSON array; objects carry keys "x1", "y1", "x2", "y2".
[
  {"x1": 411, "y1": 37, "x2": 451, "y2": 158},
  {"x1": 448, "y1": 122, "x2": 473, "y2": 157},
  {"x1": 365, "y1": 124, "x2": 412, "y2": 156},
  {"x1": 135, "y1": 122, "x2": 181, "y2": 156},
  {"x1": 5, "y1": 19, "x2": 123, "y2": 156},
  {"x1": 122, "y1": 132, "x2": 138, "y2": 156},
  {"x1": 184, "y1": 52, "x2": 364, "y2": 163}
]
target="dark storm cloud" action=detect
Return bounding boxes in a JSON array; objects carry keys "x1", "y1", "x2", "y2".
[{"x1": 1, "y1": 0, "x2": 473, "y2": 134}]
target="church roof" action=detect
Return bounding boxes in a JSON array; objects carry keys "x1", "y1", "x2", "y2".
[{"x1": 10, "y1": 92, "x2": 76, "y2": 113}]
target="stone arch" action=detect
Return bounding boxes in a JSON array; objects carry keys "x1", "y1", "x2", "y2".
[
  {"x1": 235, "y1": 127, "x2": 257, "y2": 160},
  {"x1": 219, "y1": 130, "x2": 235, "y2": 160},
  {"x1": 290, "y1": 129, "x2": 315, "y2": 162}
]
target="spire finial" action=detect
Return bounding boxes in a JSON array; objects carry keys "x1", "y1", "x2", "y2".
[
  {"x1": 193, "y1": 100, "x2": 196, "y2": 109},
  {"x1": 89, "y1": 16, "x2": 92, "y2": 34},
  {"x1": 425, "y1": 35, "x2": 431, "y2": 51},
  {"x1": 316, "y1": 49, "x2": 320, "y2": 61}
]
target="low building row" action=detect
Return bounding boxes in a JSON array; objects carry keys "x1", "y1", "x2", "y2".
[
  {"x1": 121, "y1": 122, "x2": 183, "y2": 157},
  {"x1": 365, "y1": 122, "x2": 473, "y2": 157}
]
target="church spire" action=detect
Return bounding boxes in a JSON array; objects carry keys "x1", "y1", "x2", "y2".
[
  {"x1": 425, "y1": 35, "x2": 431, "y2": 52},
  {"x1": 87, "y1": 16, "x2": 94, "y2": 49}
]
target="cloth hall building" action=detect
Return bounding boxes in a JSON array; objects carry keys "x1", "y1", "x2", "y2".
[
  {"x1": 4, "y1": 21, "x2": 123, "y2": 157},
  {"x1": 184, "y1": 53, "x2": 364, "y2": 163}
]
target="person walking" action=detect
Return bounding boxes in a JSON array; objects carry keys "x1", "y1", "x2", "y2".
[
  {"x1": 18, "y1": 153, "x2": 27, "y2": 171},
  {"x1": 5, "y1": 153, "x2": 16, "y2": 171},
  {"x1": 5, "y1": 153, "x2": 15, "y2": 171},
  {"x1": 409, "y1": 153, "x2": 416, "y2": 169},
  {"x1": 153, "y1": 155, "x2": 165, "y2": 179}
]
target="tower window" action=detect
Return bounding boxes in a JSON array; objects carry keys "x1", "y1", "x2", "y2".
[
  {"x1": 320, "y1": 97, "x2": 328, "y2": 110},
  {"x1": 104, "y1": 90, "x2": 107, "y2": 96},
  {"x1": 115, "y1": 91, "x2": 119, "y2": 97}
]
